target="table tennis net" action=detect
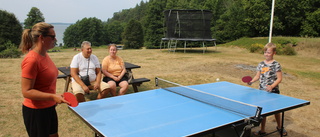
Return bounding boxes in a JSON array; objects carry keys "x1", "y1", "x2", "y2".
[{"x1": 155, "y1": 77, "x2": 262, "y2": 119}]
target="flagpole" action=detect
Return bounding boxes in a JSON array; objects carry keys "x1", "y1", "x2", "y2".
[{"x1": 269, "y1": 0, "x2": 275, "y2": 43}]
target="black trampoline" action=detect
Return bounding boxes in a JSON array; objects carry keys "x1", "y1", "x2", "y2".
[{"x1": 160, "y1": 9, "x2": 216, "y2": 53}]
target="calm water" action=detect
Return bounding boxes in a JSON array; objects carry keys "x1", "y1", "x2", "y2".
[{"x1": 52, "y1": 23, "x2": 71, "y2": 45}]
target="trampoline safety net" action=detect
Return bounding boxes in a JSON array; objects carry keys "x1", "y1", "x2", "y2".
[{"x1": 164, "y1": 9, "x2": 213, "y2": 39}]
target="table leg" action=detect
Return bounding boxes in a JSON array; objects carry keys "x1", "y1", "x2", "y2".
[{"x1": 64, "y1": 76, "x2": 71, "y2": 92}]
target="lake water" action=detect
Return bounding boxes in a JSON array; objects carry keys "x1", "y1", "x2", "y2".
[{"x1": 52, "y1": 23, "x2": 71, "y2": 45}]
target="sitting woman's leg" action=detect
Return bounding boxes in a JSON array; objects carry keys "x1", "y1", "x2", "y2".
[
  {"x1": 108, "y1": 81, "x2": 117, "y2": 96},
  {"x1": 118, "y1": 81, "x2": 129, "y2": 95}
]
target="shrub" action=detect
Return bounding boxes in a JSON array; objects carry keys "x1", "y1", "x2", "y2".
[
  {"x1": 275, "y1": 43, "x2": 284, "y2": 55},
  {"x1": 273, "y1": 43, "x2": 297, "y2": 55},
  {"x1": 0, "y1": 41, "x2": 22, "y2": 58},
  {"x1": 248, "y1": 42, "x2": 296, "y2": 55},
  {"x1": 0, "y1": 46, "x2": 22, "y2": 58},
  {"x1": 282, "y1": 45, "x2": 297, "y2": 55},
  {"x1": 276, "y1": 39, "x2": 291, "y2": 45},
  {"x1": 249, "y1": 43, "x2": 264, "y2": 53}
]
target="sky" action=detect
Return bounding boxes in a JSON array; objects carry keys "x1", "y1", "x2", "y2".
[{"x1": 0, "y1": 0, "x2": 147, "y2": 23}]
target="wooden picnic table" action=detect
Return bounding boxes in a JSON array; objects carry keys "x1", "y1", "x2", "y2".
[{"x1": 57, "y1": 62, "x2": 150, "y2": 93}]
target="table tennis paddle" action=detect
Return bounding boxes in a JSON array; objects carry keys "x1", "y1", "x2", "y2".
[
  {"x1": 242, "y1": 76, "x2": 252, "y2": 84},
  {"x1": 63, "y1": 92, "x2": 78, "y2": 107}
]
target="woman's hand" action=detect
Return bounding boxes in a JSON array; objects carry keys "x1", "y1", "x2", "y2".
[
  {"x1": 113, "y1": 76, "x2": 121, "y2": 82},
  {"x1": 52, "y1": 94, "x2": 69, "y2": 105}
]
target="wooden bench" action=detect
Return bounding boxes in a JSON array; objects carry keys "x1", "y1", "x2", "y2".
[
  {"x1": 129, "y1": 78, "x2": 151, "y2": 92},
  {"x1": 57, "y1": 62, "x2": 150, "y2": 93},
  {"x1": 57, "y1": 74, "x2": 67, "y2": 79}
]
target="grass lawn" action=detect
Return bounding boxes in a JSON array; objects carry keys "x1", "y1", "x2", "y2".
[{"x1": 0, "y1": 37, "x2": 319, "y2": 136}]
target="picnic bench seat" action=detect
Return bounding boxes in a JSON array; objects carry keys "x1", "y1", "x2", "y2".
[
  {"x1": 57, "y1": 63, "x2": 150, "y2": 93},
  {"x1": 129, "y1": 78, "x2": 151, "y2": 93},
  {"x1": 57, "y1": 74, "x2": 67, "y2": 79}
]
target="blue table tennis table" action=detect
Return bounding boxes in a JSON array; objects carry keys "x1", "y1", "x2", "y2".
[{"x1": 69, "y1": 80, "x2": 310, "y2": 137}]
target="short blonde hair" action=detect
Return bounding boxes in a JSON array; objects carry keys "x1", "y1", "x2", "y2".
[
  {"x1": 264, "y1": 43, "x2": 276, "y2": 52},
  {"x1": 108, "y1": 44, "x2": 117, "y2": 50}
]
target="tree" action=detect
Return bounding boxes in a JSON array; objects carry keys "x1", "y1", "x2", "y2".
[
  {"x1": 300, "y1": 0, "x2": 320, "y2": 37},
  {"x1": 104, "y1": 20, "x2": 124, "y2": 44},
  {"x1": 242, "y1": 0, "x2": 271, "y2": 37},
  {"x1": 143, "y1": 0, "x2": 167, "y2": 48},
  {"x1": 122, "y1": 19, "x2": 144, "y2": 49},
  {"x1": 63, "y1": 17, "x2": 105, "y2": 47},
  {"x1": 0, "y1": 10, "x2": 22, "y2": 48},
  {"x1": 24, "y1": 7, "x2": 45, "y2": 29},
  {"x1": 300, "y1": 9, "x2": 320, "y2": 37},
  {"x1": 213, "y1": 0, "x2": 249, "y2": 43}
]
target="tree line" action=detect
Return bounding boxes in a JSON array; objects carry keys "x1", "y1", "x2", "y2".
[
  {"x1": 109, "y1": 0, "x2": 320, "y2": 48},
  {"x1": 1, "y1": 0, "x2": 319, "y2": 57},
  {"x1": 64, "y1": 0, "x2": 320, "y2": 48}
]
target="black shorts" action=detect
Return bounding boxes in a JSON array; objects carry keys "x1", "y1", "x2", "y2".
[
  {"x1": 103, "y1": 76, "x2": 128, "y2": 86},
  {"x1": 22, "y1": 105, "x2": 58, "y2": 137},
  {"x1": 271, "y1": 88, "x2": 280, "y2": 94}
]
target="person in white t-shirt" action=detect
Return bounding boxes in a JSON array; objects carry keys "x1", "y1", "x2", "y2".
[{"x1": 70, "y1": 41, "x2": 110, "y2": 102}]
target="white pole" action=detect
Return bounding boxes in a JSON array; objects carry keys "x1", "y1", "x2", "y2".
[{"x1": 269, "y1": 0, "x2": 275, "y2": 43}]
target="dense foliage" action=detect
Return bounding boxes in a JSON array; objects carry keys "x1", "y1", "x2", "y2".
[
  {"x1": 0, "y1": 10, "x2": 23, "y2": 58},
  {"x1": 0, "y1": 10, "x2": 22, "y2": 47},
  {"x1": 0, "y1": 41, "x2": 22, "y2": 58},
  {"x1": 24, "y1": 7, "x2": 45, "y2": 29},
  {"x1": 104, "y1": 0, "x2": 320, "y2": 48},
  {"x1": 122, "y1": 19, "x2": 144, "y2": 49},
  {"x1": 63, "y1": 17, "x2": 105, "y2": 47},
  {"x1": 103, "y1": 21, "x2": 124, "y2": 44}
]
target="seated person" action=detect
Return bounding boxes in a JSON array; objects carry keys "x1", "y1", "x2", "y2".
[
  {"x1": 70, "y1": 41, "x2": 110, "y2": 102},
  {"x1": 102, "y1": 44, "x2": 129, "y2": 96}
]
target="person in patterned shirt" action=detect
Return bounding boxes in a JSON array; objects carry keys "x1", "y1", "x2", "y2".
[{"x1": 249, "y1": 43, "x2": 287, "y2": 136}]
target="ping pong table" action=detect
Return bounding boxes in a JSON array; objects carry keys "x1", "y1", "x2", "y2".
[{"x1": 69, "y1": 78, "x2": 310, "y2": 137}]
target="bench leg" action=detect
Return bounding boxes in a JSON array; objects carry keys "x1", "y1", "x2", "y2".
[{"x1": 132, "y1": 84, "x2": 139, "y2": 93}]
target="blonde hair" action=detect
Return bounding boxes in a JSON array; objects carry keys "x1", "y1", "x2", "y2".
[
  {"x1": 264, "y1": 43, "x2": 276, "y2": 52},
  {"x1": 19, "y1": 22, "x2": 54, "y2": 53},
  {"x1": 108, "y1": 44, "x2": 117, "y2": 50}
]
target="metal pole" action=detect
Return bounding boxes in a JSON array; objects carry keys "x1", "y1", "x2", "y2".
[{"x1": 268, "y1": 0, "x2": 275, "y2": 43}]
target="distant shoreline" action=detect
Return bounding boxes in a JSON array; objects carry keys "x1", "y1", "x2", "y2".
[
  {"x1": 19, "y1": 22, "x2": 73, "y2": 25},
  {"x1": 50, "y1": 23, "x2": 74, "y2": 25}
]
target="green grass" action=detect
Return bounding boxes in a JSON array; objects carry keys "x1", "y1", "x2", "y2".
[{"x1": 222, "y1": 37, "x2": 320, "y2": 48}]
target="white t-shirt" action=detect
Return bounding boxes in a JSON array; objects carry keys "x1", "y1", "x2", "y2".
[{"x1": 70, "y1": 52, "x2": 100, "y2": 82}]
